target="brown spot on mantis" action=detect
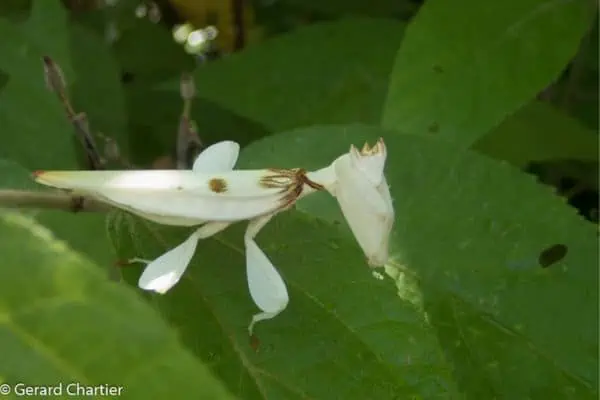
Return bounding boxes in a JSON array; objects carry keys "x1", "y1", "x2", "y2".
[{"x1": 208, "y1": 178, "x2": 228, "y2": 193}]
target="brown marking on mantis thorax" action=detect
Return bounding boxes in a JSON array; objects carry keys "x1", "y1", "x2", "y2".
[{"x1": 260, "y1": 168, "x2": 325, "y2": 210}]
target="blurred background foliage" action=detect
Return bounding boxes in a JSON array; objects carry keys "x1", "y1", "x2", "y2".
[{"x1": 2, "y1": 0, "x2": 595, "y2": 222}]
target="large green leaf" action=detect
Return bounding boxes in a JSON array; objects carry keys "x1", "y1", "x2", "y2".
[
  {"x1": 0, "y1": 211, "x2": 234, "y2": 399},
  {"x1": 0, "y1": 0, "x2": 31, "y2": 22},
  {"x1": 0, "y1": 156, "x2": 118, "y2": 277},
  {"x1": 68, "y1": 20, "x2": 129, "y2": 157},
  {"x1": 107, "y1": 209, "x2": 460, "y2": 398},
  {"x1": 0, "y1": 1, "x2": 129, "y2": 169},
  {"x1": 550, "y1": 16, "x2": 598, "y2": 131},
  {"x1": 382, "y1": 0, "x2": 595, "y2": 146},
  {"x1": 154, "y1": 18, "x2": 404, "y2": 134},
  {"x1": 0, "y1": 1, "x2": 75, "y2": 169},
  {"x1": 0, "y1": 159, "x2": 39, "y2": 192},
  {"x1": 235, "y1": 125, "x2": 598, "y2": 398},
  {"x1": 473, "y1": 100, "x2": 599, "y2": 167},
  {"x1": 0, "y1": 1, "x2": 129, "y2": 269}
]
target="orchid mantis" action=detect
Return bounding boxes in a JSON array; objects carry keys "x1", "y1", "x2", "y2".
[{"x1": 33, "y1": 138, "x2": 394, "y2": 334}]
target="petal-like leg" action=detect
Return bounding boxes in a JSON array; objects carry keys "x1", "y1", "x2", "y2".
[
  {"x1": 192, "y1": 140, "x2": 240, "y2": 172},
  {"x1": 137, "y1": 221, "x2": 231, "y2": 293},
  {"x1": 244, "y1": 213, "x2": 289, "y2": 335},
  {"x1": 128, "y1": 257, "x2": 153, "y2": 264}
]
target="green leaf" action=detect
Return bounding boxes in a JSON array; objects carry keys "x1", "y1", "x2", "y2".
[
  {"x1": 0, "y1": 0, "x2": 32, "y2": 22},
  {"x1": 382, "y1": 0, "x2": 595, "y2": 146},
  {"x1": 68, "y1": 20, "x2": 129, "y2": 156},
  {"x1": 0, "y1": 1, "x2": 76, "y2": 169},
  {"x1": 107, "y1": 210, "x2": 460, "y2": 398},
  {"x1": 0, "y1": 211, "x2": 234, "y2": 399},
  {"x1": 23, "y1": 0, "x2": 71, "y2": 66},
  {"x1": 122, "y1": 87, "x2": 271, "y2": 166},
  {"x1": 274, "y1": 0, "x2": 419, "y2": 19},
  {"x1": 473, "y1": 100, "x2": 599, "y2": 167},
  {"x1": 0, "y1": 156, "x2": 118, "y2": 275},
  {"x1": 0, "y1": 1, "x2": 129, "y2": 169},
  {"x1": 0, "y1": 2, "x2": 129, "y2": 269},
  {"x1": 0, "y1": 159, "x2": 39, "y2": 191},
  {"x1": 551, "y1": 15, "x2": 598, "y2": 131},
  {"x1": 0, "y1": 158, "x2": 46, "y2": 227},
  {"x1": 114, "y1": 17, "x2": 194, "y2": 84},
  {"x1": 156, "y1": 18, "x2": 404, "y2": 133},
  {"x1": 237, "y1": 125, "x2": 598, "y2": 398},
  {"x1": 1, "y1": 150, "x2": 117, "y2": 280}
]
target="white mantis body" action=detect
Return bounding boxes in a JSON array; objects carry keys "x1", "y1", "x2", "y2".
[{"x1": 34, "y1": 138, "x2": 394, "y2": 334}]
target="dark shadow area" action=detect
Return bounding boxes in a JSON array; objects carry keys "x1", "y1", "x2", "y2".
[
  {"x1": 125, "y1": 87, "x2": 271, "y2": 166},
  {"x1": 526, "y1": 159, "x2": 599, "y2": 223},
  {"x1": 0, "y1": 0, "x2": 31, "y2": 22},
  {"x1": 0, "y1": 71, "x2": 9, "y2": 91}
]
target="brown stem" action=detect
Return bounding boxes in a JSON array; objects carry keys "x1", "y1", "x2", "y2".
[
  {"x1": 177, "y1": 73, "x2": 203, "y2": 169},
  {"x1": 42, "y1": 56, "x2": 105, "y2": 170},
  {"x1": 0, "y1": 190, "x2": 112, "y2": 213},
  {"x1": 71, "y1": 112, "x2": 104, "y2": 170},
  {"x1": 231, "y1": 0, "x2": 246, "y2": 51}
]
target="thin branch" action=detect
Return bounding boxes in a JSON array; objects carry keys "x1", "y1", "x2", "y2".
[
  {"x1": 0, "y1": 190, "x2": 112, "y2": 213},
  {"x1": 176, "y1": 72, "x2": 203, "y2": 169},
  {"x1": 43, "y1": 56, "x2": 104, "y2": 170},
  {"x1": 97, "y1": 132, "x2": 136, "y2": 169},
  {"x1": 232, "y1": 0, "x2": 246, "y2": 51},
  {"x1": 180, "y1": 71, "x2": 195, "y2": 119},
  {"x1": 71, "y1": 112, "x2": 104, "y2": 170}
]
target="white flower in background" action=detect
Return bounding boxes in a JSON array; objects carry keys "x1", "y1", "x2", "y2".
[{"x1": 33, "y1": 138, "x2": 394, "y2": 333}]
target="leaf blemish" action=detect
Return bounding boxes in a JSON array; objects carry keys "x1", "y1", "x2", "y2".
[
  {"x1": 428, "y1": 122, "x2": 439, "y2": 133},
  {"x1": 538, "y1": 243, "x2": 568, "y2": 268}
]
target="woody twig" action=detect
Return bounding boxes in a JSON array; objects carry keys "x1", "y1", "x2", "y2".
[
  {"x1": 0, "y1": 63, "x2": 211, "y2": 213},
  {"x1": 42, "y1": 55, "x2": 135, "y2": 170},
  {"x1": 42, "y1": 56, "x2": 104, "y2": 170},
  {"x1": 176, "y1": 72, "x2": 203, "y2": 169},
  {"x1": 0, "y1": 189, "x2": 111, "y2": 213}
]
